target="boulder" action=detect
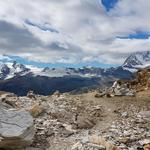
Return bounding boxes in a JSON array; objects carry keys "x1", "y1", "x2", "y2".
[
  {"x1": 76, "y1": 115, "x2": 96, "y2": 129},
  {"x1": 138, "y1": 111, "x2": 150, "y2": 121},
  {"x1": 114, "y1": 87, "x2": 135, "y2": 96},
  {"x1": 0, "y1": 107, "x2": 34, "y2": 149},
  {"x1": 28, "y1": 103, "x2": 44, "y2": 118}
]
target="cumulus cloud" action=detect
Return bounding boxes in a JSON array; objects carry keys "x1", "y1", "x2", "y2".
[{"x1": 0, "y1": 0, "x2": 150, "y2": 65}]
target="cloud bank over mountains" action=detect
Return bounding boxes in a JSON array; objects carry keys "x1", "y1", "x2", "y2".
[{"x1": 0, "y1": 0, "x2": 150, "y2": 65}]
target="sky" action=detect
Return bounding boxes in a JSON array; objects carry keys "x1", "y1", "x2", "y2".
[{"x1": 0, "y1": 0, "x2": 150, "y2": 68}]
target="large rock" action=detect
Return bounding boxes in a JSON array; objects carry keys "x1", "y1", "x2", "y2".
[
  {"x1": 76, "y1": 115, "x2": 96, "y2": 129},
  {"x1": 0, "y1": 107, "x2": 34, "y2": 149},
  {"x1": 138, "y1": 111, "x2": 150, "y2": 121},
  {"x1": 28, "y1": 103, "x2": 44, "y2": 118},
  {"x1": 114, "y1": 87, "x2": 135, "y2": 96}
]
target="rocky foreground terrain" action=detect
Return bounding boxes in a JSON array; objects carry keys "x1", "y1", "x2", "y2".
[
  {"x1": 0, "y1": 67, "x2": 150, "y2": 150},
  {"x1": 0, "y1": 88, "x2": 149, "y2": 150}
]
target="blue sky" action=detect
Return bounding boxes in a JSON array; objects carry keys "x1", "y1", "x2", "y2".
[
  {"x1": 0, "y1": 0, "x2": 150, "y2": 68},
  {"x1": 101, "y1": 0, "x2": 118, "y2": 11},
  {"x1": 117, "y1": 31, "x2": 150, "y2": 39}
]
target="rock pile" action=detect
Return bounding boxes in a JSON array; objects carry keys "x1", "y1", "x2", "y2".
[
  {"x1": 95, "y1": 68, "x2": 150, "y2": 98},
  {"x1": 95, "y1": 81, "x2": 136, "y2": 98}
]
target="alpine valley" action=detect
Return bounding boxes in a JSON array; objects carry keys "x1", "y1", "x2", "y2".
[{"x1": 0, "y1": 51, "x2": 150, "y2": 96}]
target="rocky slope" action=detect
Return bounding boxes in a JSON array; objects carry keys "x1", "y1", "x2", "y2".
[{"x1": 0, "y1": 89, "x2": 149, "y2": 150}]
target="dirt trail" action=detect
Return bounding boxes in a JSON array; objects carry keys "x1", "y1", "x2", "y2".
[
  {"x1": 77, "y1": 90, "x2": 150, "y2": 132},
  {"x1": 77, "y1": 92, "x2": 118, "y2": 131}
]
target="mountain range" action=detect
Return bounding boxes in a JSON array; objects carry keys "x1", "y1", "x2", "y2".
[{"x1": 0, "y1": 51, "x2": 149, "y2": 96}]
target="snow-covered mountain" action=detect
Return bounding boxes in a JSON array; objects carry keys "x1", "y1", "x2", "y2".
[
  {"x1": 0, "y1": 54, "x2": 134, "y2": 96},
  {"x1": 0, "y1": 51, "x2": 149, "y2": 96},
  {"x1": 0, "y1": 54, "x2": 133, "y2": 80},
  {"x1": 0, "y1": 61, "x2": 30, "y2": 80},
  {"x1": 123, "y1": 51, "x2": 150, "y2": 71},
  {"x1": 40, "y1": 67, "x2": 104, "y2": 78},
  {"x1": 1, "y1": 51, "x2": 150, "y2": 80},
  {"x1": 0, "y1": 61, "x2": 104, "y2": 80}
]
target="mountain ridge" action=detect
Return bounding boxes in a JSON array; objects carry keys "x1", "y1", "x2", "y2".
[
  {"x1": 0, "y1": 55, "x2": 133, "y2": 80},
  {"x1": 0, "y1": 51, "x2": 149, "y2": 95}
]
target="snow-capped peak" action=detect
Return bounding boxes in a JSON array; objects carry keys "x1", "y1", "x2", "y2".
[
  {"x1": 0, "y1": 60, "x2": 30, "y2": 80},
  {"x1": 11, "y1": 61, "x2": 29, "y2": 73},
  {"x1": 123, "y1": 51, "x2": 150, "y2": 70}
]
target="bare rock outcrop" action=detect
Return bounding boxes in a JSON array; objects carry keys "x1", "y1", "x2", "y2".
[{"x1": 0, "y1": 107, "x2": 34, "y2": 149}]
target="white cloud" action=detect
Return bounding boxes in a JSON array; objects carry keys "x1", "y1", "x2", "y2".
[{"x1": 0, "y1": 0, "x2": 150, "y2": 65}]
